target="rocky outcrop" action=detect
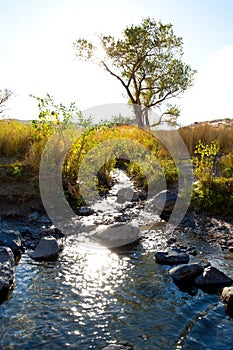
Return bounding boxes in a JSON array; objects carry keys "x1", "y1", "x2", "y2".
[
  {"x1": 155, "y1": 250, "x2": 189, "y2": 265},
  {"x1": 195, "y1": 266, "x2": 233, "y2": 289},
  {"x1": 29, "y1": 236, "x2": 59, "y2": 261},
  {"x1": 169, "y1": 263, "x2": 203, "y2": 282},
  {"x1": 0, "y1": 229, "x2": 23, "y2": 256},
  {"x1": 222, "y1": 287, "x2": 233, "y2": 315},
  {"x1": 0, "y1": 247, "x2": 15, "y2": 297},
  {"x1": 102, "y1": 341, "x2": 133, "y2": 349}
]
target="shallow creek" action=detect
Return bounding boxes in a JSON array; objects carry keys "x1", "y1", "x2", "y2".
[{"x1": 0, "y1": 170, "x2": 233, "y2": 349}]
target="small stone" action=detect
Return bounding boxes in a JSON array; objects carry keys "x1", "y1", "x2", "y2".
[
  {"x1": 228, "y1": 246, "x2": 233, "y2": 252},
  {"x1": 155, "y1": 251, "x2": 189, "y2": 265},
  {"x1": 169, "y1": 263, "x2": 203, "y2": 282},
  {"x1": 222, "y1": 287, "x2": 233, "y2": 314}
]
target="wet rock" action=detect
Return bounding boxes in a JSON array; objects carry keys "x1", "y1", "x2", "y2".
[
  {"x1": 78, "y1": 207, "x2": 94, "y2": 216},
  {"x1": 222, "y1": 287, "x2": 233, "y2": 314},
  {"x1": 169, "y1": 263, "x2": 203, "y2": 282},
  {"x1": 152, "y1": 190, "x2": 179, "y2": 209},
  {"x1": 102, "y1": 341, "x2": 133, "y2": 349},
  {"x1": 29, "y1": 236, "x2": 59, "y2": 261},
  {"x1": 0, "y1": 229, "x2": 23, "y2": 256},
  {"x1": 28, "y1": 211, "x2": 40, "y2": 222},
  {"x1": 0, "y1": 247, "x2": 15, "y2": 296},
  {"x1": 195, "y1": 266, "x2": 233, "y2": 288},
  {"x1": 155, "y1": 251, "x2": 189, "y2": 265},
  {"x1": 93, "y1": 224, "x2": 140, "y2": 248}
]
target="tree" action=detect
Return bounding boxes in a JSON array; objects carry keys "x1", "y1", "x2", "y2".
[
  {"x1": 73, "y1": 17, "x2": 196, "y2": 128},
  {"x1": 0, "y1": 89, "x2": 12, "y2": 115}
]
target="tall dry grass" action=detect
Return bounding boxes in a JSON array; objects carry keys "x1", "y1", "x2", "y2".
[
  {"x1": 0, "y1": 119, "x2": 33, "y2": 157},
  {"x1": 179, "y1": 122, "x2": 233, "y2": 155}
]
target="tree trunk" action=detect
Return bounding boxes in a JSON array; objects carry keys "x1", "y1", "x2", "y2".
[{"x1": 133, "y1": 104, "x2": 144, "y2": 128}]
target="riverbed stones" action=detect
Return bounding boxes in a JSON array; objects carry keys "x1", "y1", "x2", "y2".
[
  {"x1": 0, "y1": 246, "x2": 15, "y2": 296},
  {"x1": 221, "y1": 287, "x2": 233, "y2": 314},
  {"x1": 155, "y1": 250, "x2": 190, "y2": 265},
  {"x1": 0, "y1": 229, "x2": 23, "y2": 256},
  {"x1": 102, "y1": 341, "x2": 133, "y2": 349},
  {"x1": 195, "y1": 266, "x2": 233, "y2": 288},
  {"x1": 29, "y1": 236, "x2": 59, "y2": 261},
  {"x1": 169, "y1": 263, "x2": 203, "y2": 282}
]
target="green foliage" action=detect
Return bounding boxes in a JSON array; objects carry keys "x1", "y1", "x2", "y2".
[
  {"x1": 74, "y1": 17, "x2": 196, "y2": 127},
  {"x1": 192, "y1": 178, "x2": 233, "y2": 214},
  {"x1": 193, "y1": 140, "x2": 220, "y2": 185},
  {"x1": 219, "y1": 152, "x2": 233, "y2": 177}
]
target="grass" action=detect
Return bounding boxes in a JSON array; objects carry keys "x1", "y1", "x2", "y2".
[{"x1": 1, "y1": 117, "x2": 233, "y2": 215}]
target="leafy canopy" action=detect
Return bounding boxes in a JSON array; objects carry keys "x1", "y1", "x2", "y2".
[{"x1": 74, "y1": 17, "x2": 196, "y2": 128}]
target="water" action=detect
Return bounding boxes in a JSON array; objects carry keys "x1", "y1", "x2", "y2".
[{"x1": 1, "y1": 170, "x2": 233, "y2": 349}]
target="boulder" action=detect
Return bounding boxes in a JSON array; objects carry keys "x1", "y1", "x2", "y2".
[
  {"x1": 102, "y1": 341, "x2": 133, "y2": 350},
  {"x1": 222, "y1": 287, "x2": 233, "y2": 314},
  {"x1": 153, "y1": 190, "x2": 178, "y2": 210},
  {"x1": 0, "y1": 229, "x2": 23, "y2": 256},
  {"x1": 155, "y1": 251, "x2": 189, "y2": 265},
  {"x1": 29, "y1": 236, "x2": 59, "y2": 261},
  {"x1": 0, "y1": 247, "x2": 15, "y2": 296},
  {"x1": 117, "y1": 187, "x2": 138, "y2": 203},
  {"x1": 195, "y1": 266, "x2": 233, "y2": 288},
  {"x1": 93, "y1": 224, "x2": 140, "y2": 248},
  {"x1": 169, "y1": 263, "x2": 203, "y2": 282}
]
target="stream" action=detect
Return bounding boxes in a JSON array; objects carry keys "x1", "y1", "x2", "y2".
[{"x1": 0, "y1": 169, "x2": 233, "y2": 349}]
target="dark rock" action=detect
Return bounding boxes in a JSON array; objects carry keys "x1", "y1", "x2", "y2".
[
  {"x1": 195, "y1": 266, "x2": 233, "y2": 288},
  {"x1": 155, "y1": 251, "x2": 189, "y2": 265},
  {"x1": 0, "y1": 247, "x2": 15, "y2": 296},
  {"x1": 28, "y1": 211, "x2": 40, "y2": 222},
  {"x1": 166, "y1": 237, "x2": 177, "y2": 245},
  {"x1": 152, "y1": 190, "x2": 180, "y2": 210},
  {"x1": 102, "y1": 341, "x2": 133, "y2": 349},
  {"x1": 169, "y1": 263, "x2": 203, "y2": 282},
  {"x1": 227, "y1": 239, "x2": 233, "y2": 247},
  {"x1": 0, "y1": 230, "x2": 23, "y2": 256},
  {"x1": 222, "y1": 287, "x2": 233, "y2": 315},
  {"x1": 228, "y1": 246, "x2": 233, "y2": 252},
  {"x1": 78, "y1": 207, "x2": 94, "y2": 216},
  {"x1": 29, "y1": 236, "x2": 59, "y2": 261}
]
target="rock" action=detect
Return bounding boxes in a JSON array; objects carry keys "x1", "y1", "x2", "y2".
[
  {"x1": 0, "y1": 247, "x2": 15, "y2": 296},
  {"x1": 195, "y1": 266, "x2": 233, "y2": 288},
  {"x1": 28, "y1": 211, "x2": 40, "y2": 222},
  {"x1": 228, "y1": 246, "x2": 233, "y2": 252},
  {"x1": 93, "y1": 224, "x2": 140, "y2": 248},
  {"x1": 155, "y1": 251, "x2": 189, "y2": 265},
  {"x1": 29, "y1": 236, "x2": 59, "y2": 261},
  {"x1": 117, "y1": 187, "x2": 138, "y2": 203},
  {"x1": 169, "y1": 263, "x2": 203, "y2": 282},
  {"x1": 0, "y1": 229, "x2": 23, "y2": 256},
  {"x1": 78, "y1": 207, "x2": 94, "y2": 216},
  {"x1": 152, "y1": 190, "x2": 179, "y2": 210},
  {"x1": 102, "y1": 341, "x2": 133, "y2": 349},
  {"x1": 222, "y1": 287, "x2": 233, "y2": 314}
]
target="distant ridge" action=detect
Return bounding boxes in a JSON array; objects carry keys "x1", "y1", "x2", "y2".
[{"x1": 187, "y1": 117, "x2": 233, "y2": 128}]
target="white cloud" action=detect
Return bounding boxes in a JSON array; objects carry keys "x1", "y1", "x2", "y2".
[{"x1": 179, "y1": 44, "x2": 233, "y2": 125}]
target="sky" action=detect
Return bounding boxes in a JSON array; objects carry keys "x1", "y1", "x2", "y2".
[{"x1": 1, "y1": 0, "x2": 233, "y2": 126}]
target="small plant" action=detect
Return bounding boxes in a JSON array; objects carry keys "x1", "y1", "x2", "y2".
[{"x1": 193, "y1": 140, "x2": 220, "y2": 185}]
